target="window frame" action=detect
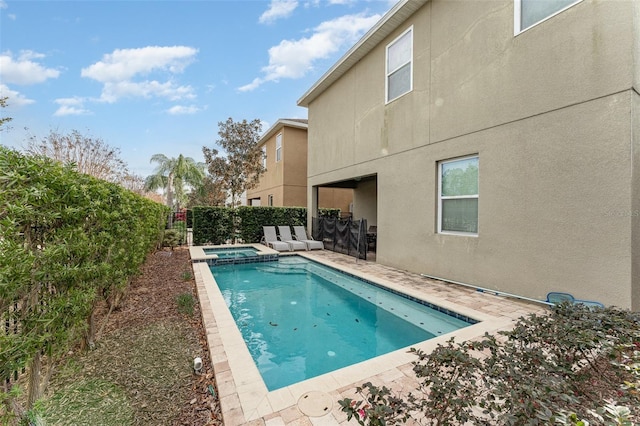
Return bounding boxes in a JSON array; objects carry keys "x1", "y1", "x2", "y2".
[
  {"x1": 514, "y1": 0, "x2": 582, "y2": 35},
  {"x1": 268, "y1": 194, "x2": 274, "y2": 206},
  {"x1": 275, "y1": 133, "x2": 282, "y2": 162},
  {"x1": 437, "y1": 155, "x2": 479, "y2": 236},
  {"x1": 262, "y1": 146, "x2": 267, "y2": 169},
  {"x1": 385, "y1": 26, "x2": 413, "y2": 104}
]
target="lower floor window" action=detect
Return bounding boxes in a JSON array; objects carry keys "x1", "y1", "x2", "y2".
[{"x1": 438, "y1": 156, "x2": 479, "y2": 235}]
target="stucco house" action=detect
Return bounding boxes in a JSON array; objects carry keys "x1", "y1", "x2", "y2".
[
  {"x1": 298, "y1": 0, "x2": 640, "y2": 309},
  {"x1": 247, "y1": 118, "x2": 353, "y2": 213}
]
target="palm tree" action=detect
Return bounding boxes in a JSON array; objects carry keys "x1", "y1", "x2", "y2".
[{"x1": 144, "y1": 154, "x2": 205, "y2": 210}]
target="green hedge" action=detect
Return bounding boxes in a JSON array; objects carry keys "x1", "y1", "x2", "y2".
[
  {"x1": 192, "y1": 206, "x2": 316, "y2": 245},
  {"x1": 0, "y1": 147, "x2": 167, "y2": 408},
  {"x1": 319, "y1": 208, "x2": 341, "y2": 218},
  {"x1": 236, "y1": 206, "x2": 307, "y2": 244},
  {"x1": 192, "y1": 207, "x2": 234, "y2": 245}
]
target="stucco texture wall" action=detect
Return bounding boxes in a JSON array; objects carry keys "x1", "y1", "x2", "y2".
[
  {"x1": 632, "y1": 90, "x2": 640, "y2": 310},
  {"x1": 305, "y1": 0, "x2": 638, "y2": 308},
  {"x1": 376, "y1": 92, "x2": 632, "y2": 307}
]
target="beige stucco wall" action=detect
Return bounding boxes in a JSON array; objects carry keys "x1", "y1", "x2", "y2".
[
  {"x1": 430, "y1": 0, "x2": 634, "y2": 143},
  {"x1": 318, "y1": 188, "x2": 353, "y2": 213},
  {"x1": 632, "y1": 90, "x2": 640, "y2": 310},
  {"x1": 306, "y1": 0, "x2": 638, "y2": 309},
  {"x1": 630, "y1": 1, "x2": 640, "y2": 310},
  {"x1": 247, "y1": 124, "x2": 309, "y2": 207},
  {"x1": 629, "y1": 0, "x2": 640, "y2": 96},
  {"x1": 281, "y1": 126, "x2": 308, "y2": 207},
  {"x1": 352, "y1": 179, "x2": 377, "y2": 226},
  {"x1": 247, "y1": 129, "x2": 282, "y2": 205}
]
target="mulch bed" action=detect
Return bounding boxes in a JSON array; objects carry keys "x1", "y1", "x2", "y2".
[{"x1": 93, "y1": 247, "x2": 223, "y2": 425}]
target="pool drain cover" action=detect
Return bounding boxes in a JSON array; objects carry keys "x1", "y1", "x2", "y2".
[{"x1": 297, "y1": 391, "x2": 333, "y2": 417}]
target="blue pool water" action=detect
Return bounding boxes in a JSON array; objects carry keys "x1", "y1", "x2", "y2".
[
  {"x1": 210, "y1": 256, "x2": 473, "y2": 390},
  {"x1": 203, "y1": 247, "x2": 259, "y2": 259}
]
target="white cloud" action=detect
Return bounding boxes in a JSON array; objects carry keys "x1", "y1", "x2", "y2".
[
  {"x1": 239, "y1": 12, "x2": 381, "y2": 92},
  {"x1": 238, "y1": 77, "x2": 263, "y2": 93},
  {"x1": 99, "y1": 80, "x2": 196, "y2": 103},
  {"x1": 0, "y1": 0, "x2": 15, "y2": 19},
  {"x1": 259, "y1": 0, "x2": 298, "y2": 24},
  {"x1": 81, "y1": 46, "x2": 197, "y2": 83},
  {"x1": 0, "y1": 50, "x2": 60, "y2": 85},
  {"x1": 80, "y1": 46, "x2": 198, "y2": 103},
  {"x1": 0, "y1": 84, "x2": 35, "y2": 107},
  {"x1": 53, "y1": 105, "x2": 91, "y2": 116},
  {"x1": 53, "y1": 97, "x2": 91, "y2": 116},
  {"x1": 166, "y1": 105, "x2": 200, "y2": 115}
]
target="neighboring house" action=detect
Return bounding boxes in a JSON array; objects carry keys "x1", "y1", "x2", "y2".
[
  {"x1": 298, "y1": 0, "x2": 639, "y2": 309},
  {"x1": 247, "y1": 119, "x2": 353, "y2": 213}
]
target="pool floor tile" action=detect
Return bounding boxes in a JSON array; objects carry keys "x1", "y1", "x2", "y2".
[{"x1": 192, "y1": 248, "x2": 547, "y2": 425}]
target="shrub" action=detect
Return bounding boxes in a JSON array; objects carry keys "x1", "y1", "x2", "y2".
[
  {"x1": 180, "y1": 269, "x2": 193, "y2": 281},
  {"x1": 163, "y1": 229, "x2": 181, "y2": 250},
  {"x1": 340, "y1": 303, "x2": 640, "y2": 425},
  {"x1": 172, "y1": 221, "x2": 187, "y2": 245},
  {"x1": 176, "y1": 293, "x2": 195, "y2": 317}
]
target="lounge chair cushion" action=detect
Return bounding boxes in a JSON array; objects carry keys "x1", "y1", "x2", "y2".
[
  {"x1": 293, "y1": 226, "x2": 324, "y2": 250},
  {"x1": 262, "y1": 226, "x2": 291, "y2": 251},
  {"x1": 277, "y1": 226, "x2": 307, "y2": 251}
]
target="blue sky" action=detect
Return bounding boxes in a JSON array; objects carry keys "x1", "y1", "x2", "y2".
[{"x1": 0, "y1": 0, "x2": 393, "y2": 177}]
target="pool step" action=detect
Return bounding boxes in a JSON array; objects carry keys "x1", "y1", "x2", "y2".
[{"x1": 255, "y1": 264, "x2": 310, "y2": 275}]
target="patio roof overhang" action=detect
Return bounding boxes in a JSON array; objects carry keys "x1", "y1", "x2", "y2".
[{"x1": 319, "y1": 174, "x2": 376, "y2": 189}]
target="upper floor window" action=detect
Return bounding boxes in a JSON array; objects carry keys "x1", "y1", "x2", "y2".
[
  {"x1": 515, "y1": 0, "x2": 582, "y2": 34},
  {"x1": 276, "y1": 133, "x2": 282, "y2": 162},
  {"x1": 386, "y1": 26, "x2": 413, "y2": 103},
  {"x1": 262, "y1": 146, "x2": 267, "y2": 169},
  {"x1": 438, "y1": 155, "x2": 479, "y2": 235}
]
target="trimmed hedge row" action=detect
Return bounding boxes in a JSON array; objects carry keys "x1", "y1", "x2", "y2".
[
  {"x1": 192, "y1": 206, "x2": 339, "y2": 245},
  {"x1": 192, "y1": 207, "x2": 234, "y2": 245},
  {"x1": 0, "y1": 147, "x2": 168, "y2": 410}
]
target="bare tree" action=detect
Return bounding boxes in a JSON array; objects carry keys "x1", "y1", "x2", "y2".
[
  {"x1": 119, "y1": 172, "x2": 148, "y2": 195},
  {"x1": 25, "y1": 129, "x2": 129, "y2": 183},
  {"x1": 0, "y1": 96, "x2": 12, "y2": 132},
  {"x1": 202, "y1": 117, "x2": 264, "y2": 207}
]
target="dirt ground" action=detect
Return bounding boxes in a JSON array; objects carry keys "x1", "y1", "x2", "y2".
[{"x1": 89, "y1": 247, "x2": 222, "y2": 425}]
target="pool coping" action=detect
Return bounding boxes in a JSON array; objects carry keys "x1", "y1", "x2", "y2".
[
  {"x1": 191, "y1": 246, "x2": 547, "y2": 425},
  {"x1": 189, "y1": 243, "x2": 279, "y2": 265}
]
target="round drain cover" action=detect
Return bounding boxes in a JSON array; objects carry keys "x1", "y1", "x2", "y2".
[{"x1": 297, "y1": 391, "x2": 333, "y2": 417}]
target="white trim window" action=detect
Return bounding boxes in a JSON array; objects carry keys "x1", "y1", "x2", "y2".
[
  {"x1": 438, "y1": 156, "x2": 479, "y2": 235},
  {"x1": 262, "y1": 146, "x2": 267, "y2": 169},
  {"x1": 386, "y1": 26, "x2": 413, "y2": 103},
  {"x1": 275, "y1": 133, "x2": 282, "y2": 162},
  {"x1": 514, "y1": 0, "x2": 582, "y2": 34}
]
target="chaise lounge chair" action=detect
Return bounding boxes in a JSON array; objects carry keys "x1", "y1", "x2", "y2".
[
  {"x1": 277, "y1": 226, "x2": 307, "y2": 251},
  {"x1": 293, "y1": 226, "x2": 324, "y2": 250},
  {"x1": 261, "y1": 226, "x2": 291, "y2": 252}
]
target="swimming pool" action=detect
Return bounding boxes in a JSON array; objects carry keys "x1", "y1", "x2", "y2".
[
  {"x1": 203, "y1": 247, "x2": 260, "y2": 258},
  {"x1": 210, "y1": 256, "x2": 473, "y2": 390}
]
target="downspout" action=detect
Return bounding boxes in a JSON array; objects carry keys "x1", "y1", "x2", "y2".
[{"x1": 419, "y1": 273, "x2": 552, "y2": 306}]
